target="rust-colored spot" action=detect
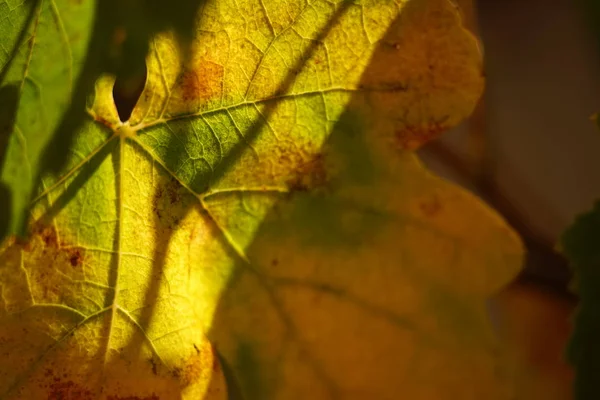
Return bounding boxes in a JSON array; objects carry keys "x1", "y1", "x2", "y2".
[
  {"x1": 176, "y1": 343, "x2": 215, "y2": 387},
  {"x1": 24, "y1": 223, "x2": 86, "y2": 267},
  {"x1": 94, "y1": 116, "x2": 110, "y2": 127},
  {"x1": 419, "y1": 195, "x2": 442, "y2": 217},
  {"x1": 32, "y1": 223, "x2": 59, "y2": 248},
  {"x1": 151, "y1": 177, "x2": 187, "y2": 228},
  {"x1": 211, "y1": 345, "x2": 220, "y2": 372},
  {"x1": 168, "y1": 187, "x2": 180, "y2": 205},
  {"x1": 152, "y1": 183, "x2": 165, "y2": 212},
  {"x1": 287, "y1": 153, "x2": 329, "y2": 193},
  {"x1": 396, "y1": 121, "x2": 447, "y2": 150},
  {"x1": 151, "y1": 186, "x2": 164, "y2": 219},
  {"x1": 149, "y1": 357, "x2": 158, "y2": 375},
  {"x1": 47, "y1": 379, "x2": 93, "y2": 400},
  {"x1": 177, "y1": 61, "x2": 224, "y2": 104},
  {"x1": 9, "y1": 222, "x2": 91, "y2": 304},
  {"x1": 69, "y1": 249, "x2": 83, "y2": 267},
  {"x1": 171, "y1": 367, "x2": 182, "y2": 379}
]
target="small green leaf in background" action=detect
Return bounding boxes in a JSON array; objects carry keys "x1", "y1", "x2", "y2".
[{"x1": 561, "y1": 201, "x2": 600, "y2": 400}]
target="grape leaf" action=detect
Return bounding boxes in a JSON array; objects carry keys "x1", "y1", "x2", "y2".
[
  {"x1": 0, "y1": 0, "x2": 523, "y2": 399},
  {"x1": 561, "y1": 201, "x2": 600, "y2": 400}
]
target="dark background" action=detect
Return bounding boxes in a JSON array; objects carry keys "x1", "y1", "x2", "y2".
[{"x1": 419, "y1": 0, "x2": 600, "y2": 398}]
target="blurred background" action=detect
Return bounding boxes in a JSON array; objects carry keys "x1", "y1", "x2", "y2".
[{"x1": 419, "y1": 0, "x2": 600, "y2": 398}]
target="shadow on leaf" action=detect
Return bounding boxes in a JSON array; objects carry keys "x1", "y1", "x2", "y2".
[
  {"x1": 111, "y1": 2, "x2": 358, "y2": 397},
  {"x1": 204, "y1": 1, "x2": 513, "y2": 399},
  {"x1": 0, "y1": 85, "x2": 20, "y2": 239},
  {"x1": 1, "y1": 0, "x2": 206, "y2": 239}
]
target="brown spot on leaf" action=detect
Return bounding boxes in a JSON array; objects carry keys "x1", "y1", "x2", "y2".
[
  {"x1": 151, "y1": 177, "x2": 187, "y2": 228},
  {"x1": 24, "y1": 223, "x2": 86, "y2": 268},
  {"x1": 176, "y1": 342, "x2": 216, "y2": 387},
  {"x1": 396, "y1": 121, "x2": 447, "y2": 150},
  {"x1": 149, "y1": 357, "x2": 158, "y2": 375},
  {"x1": 31, "y1": 223, "x2": 59, "y2": 248},
  {"x1": 94, "y1": 116, "x2": 112, "y2": 128},
  {"x1": 47, "y1": 378, "x2": 93, "y2": 400},
  {"x1": 151, "y1": 186, "x2": 164, "y2": 219},
  {"x1": 11, "y1": 222, "x2": 89, "y2": 303},
  {"x1": 287, "y1": 153, "x2": 329, "y2": 193},
  {"x1": 69, "y1": 249, "x2": 83, "y2": 267},
  {"x1": 169, "y1": 188, "x2": 180, "y2": 205},
  {"x1": 171, "y1": 367, "x2": 182, "y2": 379},
  {"x1": 419, "y1": 195, "x2": 442, "y2": 217},
  {"x1": 107, "y1": 395, "x2": 159, "y2": 400},
  {"x1": 212, "y1": 346, "x2": 220, "y2": 372},
  {"x1": 177, "y1": 61, "x2": 224, "y2": 104}
]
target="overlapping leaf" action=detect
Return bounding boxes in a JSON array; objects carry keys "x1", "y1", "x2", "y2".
[
  {"x1": 0, "y1": 0, "x2": 95, "y2": 237},
  {"x1": 0, "y1": 0, "x2": 205, "y2": 240},
  {"x1": 0, "y1": 0, "x2": 523, "y2": 398}
]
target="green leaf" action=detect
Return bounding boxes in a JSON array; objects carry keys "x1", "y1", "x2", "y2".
[
  {"x1": 0, "y1": 0, "x2": 207, "y2": 241},
  {"x1": 0, "y1": 0, "x2": 523, "y2": 398},
  {"x1": 0, "y1": 0, "x2": 95, "y2": 237},
  {"x1": 561, "y1": 201, "x2": 600, "y2": 400}
]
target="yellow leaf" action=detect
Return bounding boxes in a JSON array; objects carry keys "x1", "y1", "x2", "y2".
[{"x1": 0, "y1": 0, "x2": 523, "y2": 398}]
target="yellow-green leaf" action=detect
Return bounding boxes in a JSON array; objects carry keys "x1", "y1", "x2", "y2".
[
  {"x1": 0, "y1": 0, "x2": 523, "y2": 399},
  {"x1": 0, "y1": 0, "x2": 206, "y2": 240}
]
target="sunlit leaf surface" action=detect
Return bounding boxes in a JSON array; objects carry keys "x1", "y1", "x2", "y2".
[{"x1": 0, "y1": 0, "x2": 523, "y2": 398}]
